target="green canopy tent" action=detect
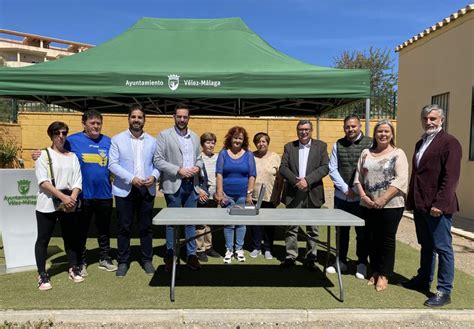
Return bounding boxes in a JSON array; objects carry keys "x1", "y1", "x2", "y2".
[{"x1": 0, "y1": 17, "x2": 370, "y2": 118}]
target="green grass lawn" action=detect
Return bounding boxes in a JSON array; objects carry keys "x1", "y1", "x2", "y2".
[{"x1": 1, "y1": 222, "x2": 473, "y2": 310}]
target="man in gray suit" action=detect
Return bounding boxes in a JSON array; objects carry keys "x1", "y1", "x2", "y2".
[
  {"x1": 279, "y1": 119, "x2": 329, "y2": 271},
  {"x1": 153, "y1": 104, "x2": 203, "y2": 271}
]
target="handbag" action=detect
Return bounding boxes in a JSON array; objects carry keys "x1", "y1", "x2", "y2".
[{"x1": 45, "y1": 148, "x2": 80, "y2": 212}]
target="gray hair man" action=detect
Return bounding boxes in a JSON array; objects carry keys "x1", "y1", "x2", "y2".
[{"x1": 404, "y1": 105, "x2": 462, "y2": 307}]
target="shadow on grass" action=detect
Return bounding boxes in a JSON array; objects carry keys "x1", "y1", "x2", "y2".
[{"x1": 148, "y1": 264, "x2": 333, "y2": 288}]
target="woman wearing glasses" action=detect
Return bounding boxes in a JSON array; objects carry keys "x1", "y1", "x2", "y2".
[{"x1": 34, "y1": 121, "x2": 83, "y2": 290}]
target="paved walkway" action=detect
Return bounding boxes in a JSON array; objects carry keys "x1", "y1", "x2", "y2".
[{"x1": 1, "y1": 309, "x2": 473, "y2": 327}]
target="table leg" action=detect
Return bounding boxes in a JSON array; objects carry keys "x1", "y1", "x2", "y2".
[
  {"x1": 325, "y1": 226, "x2": 331, "y2": 273},
  {"x1": 170, "y1": 225, "x2": 180, "y2": 302},
  {"x1": 335, "y1": 226, "x2": 344, "y2": 302}
]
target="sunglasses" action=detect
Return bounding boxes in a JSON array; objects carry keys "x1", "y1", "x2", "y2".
[{"x1": 53, "y1": 130, "x2": 68, "y2": 136}]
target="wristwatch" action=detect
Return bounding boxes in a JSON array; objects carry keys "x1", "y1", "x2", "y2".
[{"x1": 247, "y1": 190, "x2": 253, "y2": 195}]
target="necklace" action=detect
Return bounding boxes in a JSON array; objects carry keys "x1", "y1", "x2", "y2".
[{"x1": 228, "y1": 149, "x2": 244, "y2": 159}]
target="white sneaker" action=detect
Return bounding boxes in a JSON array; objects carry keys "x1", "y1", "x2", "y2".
[
  {"x1": 235, "y1": 249, "x2": 246, "y2": 262},
  {"x1": 68, "y1": 267, "x2": 85, "y2": 283},
  {"x1": 99, "y1": 259, "x2": 118, "y2": 272},
  {"x1": 37, "y1": 273, "x2": 52, "y2": 291},
  {"x1": 223, "y1": 249, "x2": 233, "y2": 264},
  {"x1": 264, "y1": 251, "x2": 273, "y2": 260},
  {"x1": 326, "y1": 261, "x2": 347, "y2": 274},
  {"x1": 356, "y1": 263, "x2": 367, "y2": 279},
  {"x1": 249, "y1": 249, "x2": 261, "y2": 258}
]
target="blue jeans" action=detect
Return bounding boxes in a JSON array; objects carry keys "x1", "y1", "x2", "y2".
[
  {"x1": 414, "y1": 210, "x2": 454, "y2": 294},
  {"x1": 164, "y1": 181, "x2": 198, "y2": 257},
  {"x1": 224, "y1": 195, "x2": 246, "y2": 251}
]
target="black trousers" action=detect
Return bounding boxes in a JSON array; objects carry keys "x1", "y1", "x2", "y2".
[
  {"x1": 35, "y1": 210, "x2": 81, "y2": 273},
  {"x1": 251, "y1": 201, "x2": 276, "y2": 252},
  {"x1": 115, "y1": 187, "x2": 154, "y2": 264},
  {"x1": 362, "y1": 207, "x2": 404, "y2": 276},
  {"x1": 78, "y1": 198, "x2": 113, "y2": 264},
  {"x1": 334, "y1": 197, "x2": 367, "y2": 265}
]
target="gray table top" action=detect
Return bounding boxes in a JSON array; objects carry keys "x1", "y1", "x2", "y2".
[{"x1": 152, "y1": 208, "x2": 365, "y2": 226}]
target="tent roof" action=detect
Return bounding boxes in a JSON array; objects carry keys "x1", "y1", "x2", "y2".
[{"x1": 0, "y1": 17, "x2": 370, "y2": 116}]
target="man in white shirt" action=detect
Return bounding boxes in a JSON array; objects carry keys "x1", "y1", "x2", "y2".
[
  {"x1": 279, "y1": 120, "x2": 329, "y2": 270},
  {"x1": 108, "y1": 106, "x2": 160, "y2": 277},
  {"x1": 328, "y1": 114, "x2": 372, "y2": 279}
]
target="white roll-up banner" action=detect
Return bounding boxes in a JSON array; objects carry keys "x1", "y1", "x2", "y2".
[{"x1": 0, "y1": 169, "x2": 38, "y2": 273}]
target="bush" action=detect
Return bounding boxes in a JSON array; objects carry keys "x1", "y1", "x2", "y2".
[{"x1": 0, "y1": 127, "x2": 21, "y2": 168}]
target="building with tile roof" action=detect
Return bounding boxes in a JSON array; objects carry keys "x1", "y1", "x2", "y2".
[{"x1": 396, "y1": 4, "x2": 474, "y2": 224}]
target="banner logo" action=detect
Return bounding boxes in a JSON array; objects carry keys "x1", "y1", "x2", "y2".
[
  {"x1": 3, "y1": 178, "x2": 36, "y2": 206},
  {"x1": 18, "y1": 179, "x2": 30, "y2": 195},
  {"x1": 168, "y1": 74, "x2": 180, "y2": 91}
]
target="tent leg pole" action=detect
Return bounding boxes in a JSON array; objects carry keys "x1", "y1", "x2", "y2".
[
  {"x1": 316, "y1": 115, "x2": 320, "y2": 140},
  {"x1": 365, "y1": 98, "x2": 370, "y2": 136}
]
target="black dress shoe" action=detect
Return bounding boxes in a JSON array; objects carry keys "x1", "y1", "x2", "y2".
[
  {"x1": 280, "y1": 258, "x2": 296, "y2": 268},
  {"x1": 206, "y1": 248, "x2": 221, "y2": 258},
  {"x1": 402, "y1": 277, "x2": 430, "y2": 292},
  {"x1": 304, "y1": 260, "x2": 318, "y2": 272},
  {"x1": 186, "y1": 255, "x2": 202, "y2": 270},
  {"x1": 424, "y1": 291, "x2": 451, "y2": 307},
  {"x1": 197, "y1": 252, "x2": 208, "y2": 262}
]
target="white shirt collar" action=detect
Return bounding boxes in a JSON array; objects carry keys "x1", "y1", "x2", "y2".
[
  {"x1": 174, "y1": 126, "x2": 190, "y2": 137},
  {"x1": 299, "y1": 139, "x2": 312, "y2": 148},
  {"x1": 128, "y1": 130, "x2": 145, "y2": 140}
]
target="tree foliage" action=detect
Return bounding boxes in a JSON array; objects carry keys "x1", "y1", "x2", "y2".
[
  {"x1": 0, "y1": 56, "x2": 16, "y2": 122},
  {"x1": 330, "y1": 47, "x2": 397, "y2": 119}
]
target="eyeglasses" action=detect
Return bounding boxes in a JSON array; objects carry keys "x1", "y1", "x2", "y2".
[
  {"x1": 53, "y1": 131, "x2": 68, "y2": 136},
  {"x1": 298, "y1": 128, "x2": 311, "y2": 132}
]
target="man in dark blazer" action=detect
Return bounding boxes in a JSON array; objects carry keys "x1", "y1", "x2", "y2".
[
  {"x1": 404, "y1": 104, "x2": 462, "y2": 307},
  {"x1": 279, "y1": 119, "x2": 329, "y2": 270}
]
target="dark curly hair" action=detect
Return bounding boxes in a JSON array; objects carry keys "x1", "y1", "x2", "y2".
[{"x1": 223, "y1": 126, "x2": 249, "y2": 150}]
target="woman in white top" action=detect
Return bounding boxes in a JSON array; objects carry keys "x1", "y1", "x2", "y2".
[
  {"x1": 249, "y1": 132, "x2": 283, "y2": 260},
  {"x1": 34, "y1": 121, "x2": 82, "y2": 291},
  {"x1": 354, "y1": 119, "x2": 408, "y2": 292}
]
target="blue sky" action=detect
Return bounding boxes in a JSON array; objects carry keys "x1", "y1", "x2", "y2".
[{"x1": 0, "y1": 0, "x2": 471, "y2": 68}]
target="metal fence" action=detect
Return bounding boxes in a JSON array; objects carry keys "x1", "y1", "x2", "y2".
[
  {"x1": 321, "y1": 92, "x2": 397, "y2": 120},
  {"x1": 0, "y1": 98, "x2": 77, "y2": 122},
  {"x1": 1, "y1": 95, "x2": 397, "y2": 122}
]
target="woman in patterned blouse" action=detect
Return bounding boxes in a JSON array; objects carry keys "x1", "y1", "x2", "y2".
[{"x1": 354, "y1": 119, "x2": 409, "y2": 292}]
